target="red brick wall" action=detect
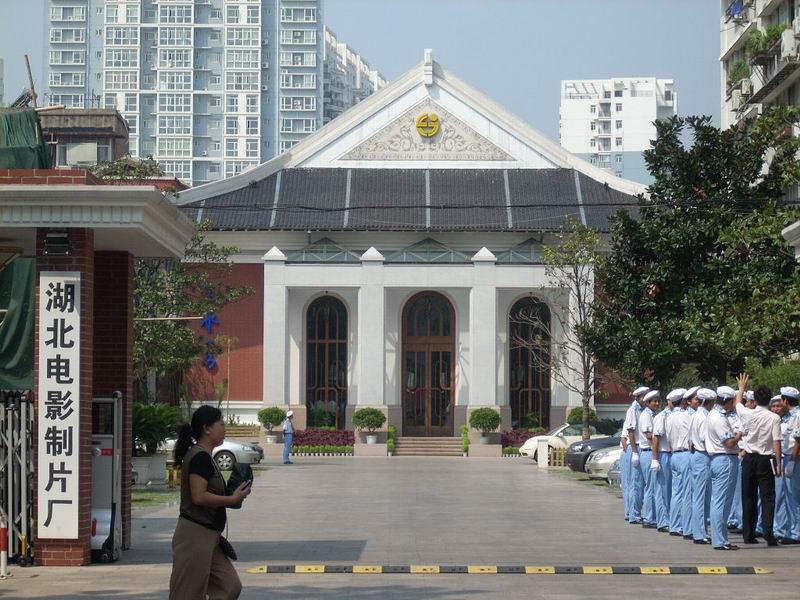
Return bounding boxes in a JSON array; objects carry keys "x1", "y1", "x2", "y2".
[
  {"x1": 0, "y1": 168, "x2": 101, "y2": 185},
  {"x1": 34, "y1": 228, "x2": 94, "y2": 566},
  {"x1": 185, "y1": 264, "x2": 263, "y2": 405},
  {"x1": 92, "y1": 252, "x2": 133, "y2": 549}
]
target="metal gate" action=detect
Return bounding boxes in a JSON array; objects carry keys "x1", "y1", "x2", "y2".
[{"x1": 0, "y1": 390, "x2": 34, "y2": 564}]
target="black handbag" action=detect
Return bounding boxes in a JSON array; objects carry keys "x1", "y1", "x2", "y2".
[
  {"x1": 225, "y1": 463, "x2": 254, "y2": 509},
  {"x1": 219, "y1": 535, "x2": 237, "y2": 561}
]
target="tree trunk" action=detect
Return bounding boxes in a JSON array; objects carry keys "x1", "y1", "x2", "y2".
[{"x1": 582, "y1": 395, "x2": 591, "y2": 441}]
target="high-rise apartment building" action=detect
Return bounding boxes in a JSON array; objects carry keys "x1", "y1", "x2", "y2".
[
  {"x1": 720, "y1": 0, "x2": 800, "y2": 129},
  {"x1": 559, "y1": 77, "x2": 677, "y2": 185},
  {"x1": 323, "y1": 28, "x2": 386, "y2": 124},
  {"x1": 43, "y1": 1, "x2": 383, "y2": 186}
]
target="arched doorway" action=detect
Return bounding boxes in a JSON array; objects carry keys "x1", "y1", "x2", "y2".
[
  {"x1": 509, "y1": 296, "x2": 551, "y2": 429},
  {"x1": 306, "y1": 295, "x2": 348, "y2": 429},
  {"x1": 402, "y1": 292, "x2": 455, "y2": 437}
]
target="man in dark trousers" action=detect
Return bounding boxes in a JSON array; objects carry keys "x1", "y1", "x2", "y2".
[{"x1": 734, "y1": 374, "x2": 783, "y2": 546}]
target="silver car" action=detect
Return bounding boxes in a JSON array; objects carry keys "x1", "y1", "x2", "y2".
[
  {"x1": 162, "y1": 438, "x2": 263, "y2": 470},
  {"x1": 584, "y1": 446, "x2": 622, "y2": 480}
]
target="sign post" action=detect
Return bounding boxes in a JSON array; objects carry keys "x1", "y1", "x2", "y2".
[{"x1": 37, "y1": 272, "x2": 81, "y2": 540}]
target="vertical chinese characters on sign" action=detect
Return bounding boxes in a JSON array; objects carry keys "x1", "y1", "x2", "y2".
[{"x1": 37, "y1": 272, "x2": 81, "y2": 539}]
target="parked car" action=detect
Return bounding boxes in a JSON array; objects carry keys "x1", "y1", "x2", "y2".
[
  {"x1": 566, "y1": 431, "x2": 622, "y2": 472},
  {"x1": 161, "y1": 438, "x2": 264, "y2": 470},
  {"x1": 607, "y1": 458, "x2": 621, "y2": 487},
  {"x1": 584, "y1": 446, "x2": 622, "y2": 480},
  {"x1": 519, "y1": 423, "x2": 605, "y2": 462}
]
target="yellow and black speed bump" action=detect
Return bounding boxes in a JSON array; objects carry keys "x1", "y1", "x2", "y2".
[{"x1": 246, "y1": 565, "x2": 772, "y2": 576}]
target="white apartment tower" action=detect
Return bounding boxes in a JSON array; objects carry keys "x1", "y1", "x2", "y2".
[
  {"x1": 720, "y1": 0, "x2": 800, "y2": 129},
  {"x1": 559, "y1": 78, "x2": 677, "y2": 185},
  {"x1": 323, "y1": 28, "x2": 386, "y2": 124},
  {"x1": 43, "y1": 0, "x2": 384, "y2": 186}
]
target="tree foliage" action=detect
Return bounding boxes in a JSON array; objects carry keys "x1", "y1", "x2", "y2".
[
  {"x1": 511, "y1": 218, "x2": 604, "y2": 440},
  {"x1": 133, "y1": 222, "x2": 253, "y2": 393},
  {"x1": 586, "y1": 108, "x2": 800, "y2": 385}
]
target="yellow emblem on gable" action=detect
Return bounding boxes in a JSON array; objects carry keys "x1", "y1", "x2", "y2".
[{"x1": 415, "y1": 113, "x2": 440, "y2": 138}]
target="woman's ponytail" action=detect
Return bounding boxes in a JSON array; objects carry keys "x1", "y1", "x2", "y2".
[
  {"x1": 174, "y1": 405, "x2": 223, "y2": 466},
  {"x1": 173, "y1": 423, "x2": 195, "y2": 466}
]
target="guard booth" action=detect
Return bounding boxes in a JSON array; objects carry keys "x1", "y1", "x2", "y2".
[{"x1": 90, "y1": 393, "x2": 122, "y2": 563}]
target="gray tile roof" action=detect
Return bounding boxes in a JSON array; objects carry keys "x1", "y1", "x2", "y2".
[{"x1": 181, "y1": 168, "x2": 639, "y2": 232}]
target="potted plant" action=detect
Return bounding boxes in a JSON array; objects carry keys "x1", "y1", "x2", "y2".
[
  {"x1": 469, "y1": 408, "x2": 501, "y2": 445},
  {"x1": 352, "y1": 407, "x2": 386, "y2": 444},
  {"x1": 133, "y1": 402, "x2": 183, "y2": 487},
  {"x1": 258, "y1": 406, "x2": 287, "y2": 444},
  {"x1": 387, "y1": 425, "x2": 397, "y2": 456},
  {"x1": 460, "y1": 424, "x2": 470, "y2": 457}
]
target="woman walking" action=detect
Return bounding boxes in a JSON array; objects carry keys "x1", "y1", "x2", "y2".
[{"x1": 169, "y1": 405, "x2": 252, "y2": 600}]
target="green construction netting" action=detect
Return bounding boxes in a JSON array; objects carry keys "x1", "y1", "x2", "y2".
[
  {"x1": 0, "y1": 258, "x2": 35, "y2": 390},
  {"x1": 0, "y1": 109, "x2": 52, "y2": 169}
]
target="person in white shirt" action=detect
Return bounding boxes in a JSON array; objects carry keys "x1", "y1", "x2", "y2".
[
  {"x1": 680, "y1": 386, "x2": 701, "y2": 539},
  {"x1": 624, "y1": 386, "x2": 649, "y2": 523},
  {"x1": 638, "y1": 390, "x2": 660, "y2": 527},
  {"x1": 734, "y1": 373, "x2": 782, "y2": 546},
  {"x1": 281, "y1": 410, "x2": 295, "y2": 465},
  {"x1": 652, "y1": 389, "x2": 680, "y2": 532},
  {"x1": 775, "y1": 387, "x2": 800, "y2": 544},
  {"x1": 726, "y1": 390, "x2": 754, "y2": 531},
  {"x1": 788, "y1": 393, "x2": 800, "y2": 544},
  {"x1": 689, "y1": 388, "x2": 716, "y2": 544},
  {"x1": 706, "y1": 386, "x2": 743, "y2": 550},
  {"x1": 665, "y1": 388, "x2": 689, "y2": 536}
]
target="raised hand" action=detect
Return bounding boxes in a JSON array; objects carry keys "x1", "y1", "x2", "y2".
[{"x1": 736, "y1": 373, "x2": 749, "y2": 392}]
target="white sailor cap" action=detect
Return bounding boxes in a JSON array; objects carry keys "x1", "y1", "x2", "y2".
[
  {"x1": 744, "y1": 391, "x2": 754, "y2": 402},
  {"x1": 286, "y1": 410, "x2": 294, "y2": 417},
  {"x1": 632, "y1": 386, "x2": 650, "y2": 397},
  {"x1": 683, "y1": 386, "x2": 701, "y2": 400},
  {"x1": 696, "y1": 388, "x2": 717, "y2": 402},
  {"x1": 770, "y1": 395, "x2": 782, "y2": 406},
  {"x1": 666, "y1": 388, "x2": 687, "y2": 401},
  {"x1": 716, "y1": 385, "x2": 736, "y2": 400},
  {"x1": 780, "y1": 386, "x2": 800, "y2": 400},
  {"x1": 643, "y1": 390, "x2": 660, "y2": 402}
]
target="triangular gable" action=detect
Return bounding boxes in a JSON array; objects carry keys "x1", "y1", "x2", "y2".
[
  {"x1": 495, "y1": 238, "x2": 545, "y2": 264},
  {"x1": 385, "y1": 239, "x2": 471, "y2": 263},
  {"x1": 339, "y1": 98, "x2": 515, "y2": 162},
  {"x1": 285, "y1": 238, "x2": 362, "y2": 263}
]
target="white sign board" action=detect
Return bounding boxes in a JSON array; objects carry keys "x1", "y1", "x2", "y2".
[{"x1": 37, "y1": 272, "x2": 81, "y2": 539}]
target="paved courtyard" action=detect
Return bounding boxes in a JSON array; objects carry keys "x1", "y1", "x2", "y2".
[{"x1": 4, "y1": 457, "x2": 799, "y2": 599}]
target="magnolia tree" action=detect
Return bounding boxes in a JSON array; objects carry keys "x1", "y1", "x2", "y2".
[{"x1": 510, "y1": 218, "x2": 605, "y2": 441}]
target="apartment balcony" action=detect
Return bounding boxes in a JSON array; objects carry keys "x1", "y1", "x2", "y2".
[
  {"x1": 756, "y1": 0, "x2": 783, "y2": 19},
  {"x1": 747, "y1": 26, "x2": 800, "y2": 106},
  {"x1": 725, "y1": 0, "x2": 753, "y2": 23}
]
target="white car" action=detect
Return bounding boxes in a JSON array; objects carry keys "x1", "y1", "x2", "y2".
[
  {"x1": 160, "y1": 438, "x2": 263, "y2": 470},
  {"x1": 584, "y1": 446, "x2": 623, "y2": 480},
  {"x1": 519, "y1": 423, "x2": 604, "y2": 462}
]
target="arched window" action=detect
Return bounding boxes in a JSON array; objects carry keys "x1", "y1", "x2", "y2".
[
  {"x1": 306, "y1": 296, "x2": 347, "y2": 429},
  {"x1": 509, "y1": 297, "x2": 551, "y2": 429}
]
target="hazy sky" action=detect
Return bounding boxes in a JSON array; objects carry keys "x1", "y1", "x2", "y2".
[{"x1": 0, "y1": 0, "x2": 721, "y2": 140}]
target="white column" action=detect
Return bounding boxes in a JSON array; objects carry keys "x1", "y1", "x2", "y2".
[
  {"x1": 263, "y1": 247, "x2": 288, "y2": 407},
  {"x1": 357, "y1": 247, "x2": 385, "y2": 405},
  {"x1": 469, "y1": 247, "x2": 497, "y2": 406}
]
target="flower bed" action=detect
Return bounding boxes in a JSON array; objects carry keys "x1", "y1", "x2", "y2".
[
  {"x1": 291, "y1": 444, "x2": 354, "y2": 456},
  {"x1": 293, "y1": 428, "x2": 355, "y2": 446},
  {"x1": 501, "y1": 430, "x2": 545, "y2": 448},
  {"x1": 502, "y1": 447, "x2": 521, "y2": 457}
]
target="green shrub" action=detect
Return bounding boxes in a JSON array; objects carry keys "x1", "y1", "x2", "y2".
[
  {"x1": 258, "y1": 406, "x2": 287, "y2": 433},
  {"x1": 528, "y1": 427, "x2": 547, "y2": 434},
  {"x1": 469, "y1": 408, "x2": 501, "y2": 434},
  {"x1": 764, "y1": 23, "x2": 786, "y2": 48},
  {"x1": 387, "y1": 438, "x2": 395, "y2": 453},
  {"x1": 728, "y1": 60, "x2": 751, "y2": 85},
  {"x1": 745, "y1": 359, "x2": 800, "y2": 396},
  {"x1": 503, "y1": 447, "x2": 520, "y2": 456},
  {"x1": 746, "y1": 29, "x2": 765, "y2": 56},
  {"x1": 133, "y1": 402, "x2": 184, "y2": 456},
  {"x1": 352, "y1": 407, "x2": 386, "y2": 432},
  {"x1": 521, "y1": 412, "x2": 540, "y2": 430},
  {"x1": 567, "y1": 406, "x2": 597, "y2": 425},
  {"x1": 460, "y1": 424, "x2": 470, "y2": 453}
]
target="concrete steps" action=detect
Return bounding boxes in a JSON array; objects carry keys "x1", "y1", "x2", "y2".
[{"x1": 394, "y1": 437, "x2": 463, "y2": 456}]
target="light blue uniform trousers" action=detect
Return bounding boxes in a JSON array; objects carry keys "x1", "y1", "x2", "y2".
[
  {"x1": 627, "y1": 448, "x2": 644, "y2": 522},
  {"x1": 709, "y1": 454, "x2": 738, "y2": 548},
  {"x1": 640, "y1": 449, "x2": 655, "y2": 524},
  {"x1": 775, "y1": 455, "x2": 800, "y2": 540},
  {"x1": 682, "y1": 452, "x2": 694, "y2": 536},
  {"x1": 691, "y1": 450, "x2": 711, "y2": 541},
  {"x1": 655, "y1": 452, "x2": 672, "y2": 529},
  {"x1": 282, "y1": 432, "x2": 293, "y2": 463},
  {"x1": 669, "y1": 451, "x2": 689, "y2": 533},
  {"x1": 727, "y1": 455, "x2": 743, "y2": 527}
]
